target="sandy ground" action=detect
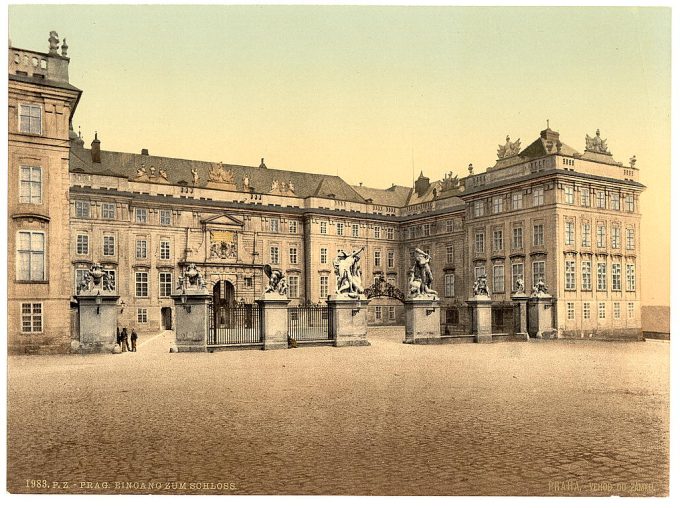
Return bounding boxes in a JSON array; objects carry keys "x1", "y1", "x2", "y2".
[{"x1": 7, "y1": 329, "x2": 669, "y2": 496}]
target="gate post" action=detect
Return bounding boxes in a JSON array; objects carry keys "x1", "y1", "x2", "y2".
[
  {"x1": 327, "y1": 295, "x2": 370, "y2": 347},
  {"x1": 403, "y1": 297, "x2": 441, "y2": 344},
  {"x1": 528, "y1": 293, "x2": 555, "y2": 339},
  {"x1": 256, "y1": 294, "x2": 290, "y2": 350},
  {"x1": 75, "y1": 263, "x2": 119, "y2": 353},
  {"x1": 511, "y1": 292, "x2": 530, "y2": 340},
  {"x1": 171, "y1": 264, "x2": 211, "y2": 352},
  {"x1": 466, "y1": 294, "x2": 493, "y2": 344}
]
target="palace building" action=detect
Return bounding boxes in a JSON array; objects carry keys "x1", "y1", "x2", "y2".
[{"x1": 8, "y1": 35, "x2": 644, "y2": 354}]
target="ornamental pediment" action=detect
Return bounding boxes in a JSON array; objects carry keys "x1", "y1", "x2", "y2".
[{"x1": 201, "y1": 214, "x2": 244, "y2": 228}]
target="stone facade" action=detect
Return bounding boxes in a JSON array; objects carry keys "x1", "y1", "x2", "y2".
[{"x1": 7, "y1": 37, "x2": 645, "y2": 354}]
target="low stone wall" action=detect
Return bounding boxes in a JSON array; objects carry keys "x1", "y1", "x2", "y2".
[
  {"x1": 560, "y1": 328, "x2": 643, "y2": 341},
  {"x1": 642, "y1": 331, "x2": 670, "y2": 341}
]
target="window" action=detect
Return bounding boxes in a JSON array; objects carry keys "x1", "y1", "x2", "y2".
[
  {"x1": 567, "y1": 302, "x2": 575, "y2": 320},
  {"x1": 512, "y1": 263, "x2": 524, "y2": 290},
  {"x1": 320, "y1": 222, "x2": 327, "y2": 234},
  {"x1": 409, "y1": 226, "x2": 416, "y2": 239},
  {"x1": 19, "y1": 104, "x2": 42, "y2": 135},
  {"x1": 493, "y1": 265, "x2": 505, "y2": 293},
  {"x1": 532, "y1": 261, "x2": 545, "y2": 287},
  {"x1": 352, "y1": 224, "x2": 359, "y2": 238},
  {"x1": 100, "y1": 235, "x2": 115, "y2": 257},
  {"x1": 21, "y1": 302, "x2": 43, "y2": 333},
  {"x1": 581, "y1": 189, "x2": 591, "y2": 207},
  {"x1": 289, "y1": 220, "x2": 298, "y2": 234},
  {"x1": 446, "y1": 245, "x2": 454, "y2": 264},
  {"x1": 270, "y1": 218, "x2": 280, "y2": 233},
  {"x1": 473, "y1": 200, "x2": 484, "y2": 217},
  {"x1": 582, "y1": 223, "x2": 591, "y2": 248},
  {"x1": 160, "y1": 240, "x2": 171, "y2": 260},
  {"x1": 244, "y1": 277, "x2": 253, "y2": 288},
  {"x1": 625, "y1": 195, "x2": 635, "y2": 212},
  {"x1": 564, "y1": 186, "x2": 574, "y2": 204},
  {"x1": 320, "y1": 248, "x2": 327, "y2": 264},
  {"x1": 135, "y1": 239, "x2": 147, "y2": 259},
  {"x1": 565, "y1": 221, "x2": 574, "y2": 246},
  {"x1": 386, "y1": 227, "x2": 394, "y2": 240},
  {"x1": 135, "y1": 208, "x2": 148, "y2": 223},
  {"x1": 103, "y1": 269, "x2": 116, "y2": 291},
  {"x1": 533, "y1": 188, "x2": 544, "y2": 206},
  {"x1": 512, "y1": 227, "x2": 523, "y2": 250},
  {"x1": 596, "y1": 225, "x2": 606, "y2": 248},
  {"x1": 610, "y1": 192, "x2": 620, "y2": 211},
  {"x1": 19, "y1": 166, "x2": 42, "y2": 204},
  {"x1": 613, "y1": 302, "x2": 621, "y2": 319},
  {"x1": 424, "y1": 224, "x2": 433, "y2": 236},
  {"x1": 492, "y1": 230, "x2": 503, "y2": 251},
  {"x1": 474, "y1": 265, "x2": 486, "y2": 280},
  {"x1": 626, "y1": 264, "x2": 636, "y2": 291},
  {"x1": 626, "y1": 229, "x2": 635, "y2": 250},
  {"x1": 611, "y1": 226, "x2": 621, "y2": 249},
  {"x1": 374, "y1": 226, "x2": 381, "y2": 239},
  {"x1": 598, "y1": 302, "x2": 606, "y2": 319},
  {"x1": 101, "y1": 203, "x2": 115, "y2": 220},
  {"x1": 289, "y1": 247, "x2": 298, "y2": 264},
  {"x1": 475, "y1": 231, "x2": 485, "y2": 254},
  {"x1": 288, "y1": 276, "x2": 299, "y2": 298},
  {"x1": 135, "y1": 272, "x2": 149, "y2": 297},
  {"x1": 75, "y1": 201, "x2": 90, "y2": 219},
  {"x1": 375, "y1": 306, "x2": 382, "y2": 320},
  {"x1": 583, "y1": 302, "x2": 591, "y2": 320},
  {"x1": 320, "y1": 275, "x2": 329, "y2": 299},
  {"x1": 627, "y1": 302, "x2": 635, "y2": 319},
  {"x1": 75, "y1": 268, "x2": 89, "y2": 291},
  {"x1": 374, "y1": 250, "x2": 382, "y2": 267},
  {"x1": 596, "y1": 191, "x2": 606, "y2": 208},
  {"x1": 336, "y1": 223, "x2": 344, "y2": 236},
  {"x1": 533, "y1": 224, "x2": 544, "y2": 246},
  {"x1": 76, "y1": 234, "x2": 89, "y2": 256},
  {"x1": 444, "y1": 274, "x2": 455, "y2": 297},
  {"x1": 17, "y1": 231, "x2": 45, "y2": 281},
  {"x1": 388, "y1": 306, "x2": 396, "y2": 321},
  {"x1": 387, "y1": 251, "x2": 395, "y2": 268},
  {"x1": 492, "y1": 196, "x2": 503, "y2": 214},
  {"x1": 445, "y1": 220, "x2": 454, "y2": 233},
  {"x1": 137, "y1": 308, "x2": 148, "y2": 324},
  {"x1": 160, "y1": 210, "x2": 172, "y2": 226},
  {"x1": 565, "y1": 260, "x2": 576, "y2": 290},
  {"x1": 159, "y1": 272, "x2": 173, "y2": 297},
  {"x1": 512, "y1": 192, "x2": 522, "y2": 210},
  {"x1": 597, "y1": 262, "x2": 607, "y2": 291},
  {"x1": 582, "y1": 260, "x2": 592, "y2": 291},
  {"x1": 270, "y1": 246, "x2": 279, "y2": 264}
]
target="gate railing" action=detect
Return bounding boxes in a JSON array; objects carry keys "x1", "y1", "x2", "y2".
[
  {"x1": 288, "y1": 303, "x2": 331, "y2": 342},
  {"x1": 207, "y1": 302, "x2": 261, "y2": 345}
]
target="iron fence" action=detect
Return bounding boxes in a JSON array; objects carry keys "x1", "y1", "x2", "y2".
[
  {"x1": 207, "y1": 302, "x2": 261, "y2": 345},
  {"x1": 288, "y1": 303, "x2": 331, "y2": 342}
]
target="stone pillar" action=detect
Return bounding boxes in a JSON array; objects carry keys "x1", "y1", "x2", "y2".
[
  {"x1": 256, "y1": 294, "x2": 291, "y2": 350},
  {"x1": 511, "y1": 292, "x2": 530, "y2": 340},
  {"x1": 77, "y1": 292, "x2": 120, "y2": 353},
  {"x1": 466, "y1": 294, "x2": 492, "y2": 343},
  {"x1": 404, "y1": 297, "x2": 441, "y2": 344},
  {"x1": 528, "y1": 293, "x2": 555, "y2": 339},
  {"x1": 171, "y1": 291, "x2": 212, "y2": 352},
  {"x1": 327, "y1": 295, "x2": 370, "y2": 347}
]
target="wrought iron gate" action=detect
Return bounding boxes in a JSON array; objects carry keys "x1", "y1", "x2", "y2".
[
  {"x1": 288, "y1": 303, "x2": 332, "y2": 343},
  {"x1": 207, "y1": 302, "x2": 261, "y2": 346}
]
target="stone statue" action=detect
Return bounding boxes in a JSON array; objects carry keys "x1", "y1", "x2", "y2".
[
  {"x1": 149, "y1": 166, "x2": 156, "y2": 177},
  {"x1": 514, "y1": 276, "x2": 525, "y2": 294},
  {"x1": 585, "y1": 129, "x2": 609, "y2": 154},
  {"x1": 407, "y1": 268, "x2": 421, "y2": 296},
  {"x1": 271, "y1": 180, "x2": 279, "y2": 193},
  {"x1": 243, "y1": 175, "x2": 250, "y2": 190},
  {"x1": 411, "y1": 248, "x2": 437, "y2": 296},
  {"x1": 497, "y1": 135, "x2": 521, "y2": 159},
  {"x1": 78, "y1": 263, "x2": 114, "y2": 294},
  {"x1": 468, "y1": 163, "x2": 474, "y2": 175},
  {"x1": 61, "y1": 38, "x2": 68, "y2": 58},
  {"x1": 180, "y1": 263, "x2": 206, "y2": 291},
  {"x1": 333, "y1": 247, "x2": 365, "y2": 298},
  {"x1": 531, "y1": 278, "x2": 549, "y2": 296},
  {"x1": 473, "y1": 274, "x2": 489, "y2": 296},
  {"x1": 263, "y1": 264, "x2": 288, "y2": 296},
  {"x1": 159, "y1": 168, "x2": 168, "y2": 180},
  {"x1": 136, "y1": 164, "x2": 147, "y2": 179},
  {"x1": 288, "y1": 180, "x2": 295, "y2": 193},
  {"x1": 191, "y1": 168, "x2": 199, "y2": 185},
  {"x1": 630, "y1": 155, "x2": 637, "y2": 168},
  {"x1": 48, "y1": 31, "x2": 60, "y2": 53},
  {"x1": 208, "y1": 162, "x2": 234, "y2": 184}
]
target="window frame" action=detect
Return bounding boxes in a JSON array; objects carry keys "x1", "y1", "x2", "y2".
[
  {"x1": 20, "y1": 302, "x2": 43, "y2": 333},
  {"x1": 19, "y1": 165, "x2": 43, "y2": 204},
  {"x1": 18, "y1": 103, "x2": 42, "y2": 135}
]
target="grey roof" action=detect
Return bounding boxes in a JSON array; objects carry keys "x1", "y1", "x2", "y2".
[
  {"x1": 351, "y1": 184, "x2": 413, "y2": 207},
  {"x1": 9, "y1": 73, "x2": 81, "y2": 93},
  {"x1": 69, "y1": 147, "x2": 367, "y2": 202}
]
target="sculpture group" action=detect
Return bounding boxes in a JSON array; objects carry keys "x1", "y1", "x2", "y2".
[
  {"x1": 407, "y1": 248, "x2": 437, "y2": 298},
  {"x1": 333, "y1": 247, "x2": 365, "y2": 298},
  {"x1": 77, "y1": 263, "x2": 114, "y2": 294},
  {"x1": 263, "y1": 265, "x2": 288, "y2": 296}
]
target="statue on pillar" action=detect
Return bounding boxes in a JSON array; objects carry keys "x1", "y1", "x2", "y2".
[
  {"x1": 263, "y1": 264, "x2": 288, "y2": 296},
  {"x1": 77, "y1": 263, "x2": 114, "y2": 294},
  {"x1": 514, "y1": 276, "x2": 525, "y2": 294},
  {"x1": 472, "y1": 274, "x2": 489, "y2": 296},
  {"x1": 179, "y1": 263, "x2": 206, "y2": 291},
  {"x1": 333, "y1": 247, "x2": 365, "y2": 298},
  {"x1": 531, "y1": 278, "x2": 549, "y2": 296},
  {"x1": 411, "y1": 248, "x2": 437, "y2": 296}
]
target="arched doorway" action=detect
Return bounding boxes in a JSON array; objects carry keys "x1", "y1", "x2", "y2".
[{"x1": 213, "y1": 280, "x2": 236, "y2": 328}]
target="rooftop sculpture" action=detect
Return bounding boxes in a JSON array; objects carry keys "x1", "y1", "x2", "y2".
[
  {"x1": 585, "y1": 129, "x2": 610, "y2": 154},
  {"x1": 497, "y1": 135, "x2": 521, "y2": 159}
]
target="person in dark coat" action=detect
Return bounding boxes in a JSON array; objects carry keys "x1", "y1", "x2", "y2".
[
  {"x1": 130, "y1": 329, "x2": 138, "y2": 352},
  {"x1": 120, "y1": 327, "x2": 130, "y2": 352}
]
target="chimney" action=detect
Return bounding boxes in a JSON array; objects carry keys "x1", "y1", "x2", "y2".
[
  {"x1": 141, "y1": 148, "x2": 149, "y2": 156},
  {"x1": 259, "y1": 158, "x2": 267, "y2": 169},
  {"x1": 91, "y1": 132, "x2": 101, "y2": 163}
]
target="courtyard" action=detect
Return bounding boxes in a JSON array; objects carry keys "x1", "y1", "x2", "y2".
[{"x1": 7, "y1": 329, "x2": 669, "y2": 496}]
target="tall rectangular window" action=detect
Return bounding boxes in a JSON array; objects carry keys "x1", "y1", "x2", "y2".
[
  {"x1": 135, "y1": 208, "x2": 147, "y2": 223},
  {"x1": 320, "y1": 222, "x2": 327, "y2": 234},
  {"x1": 159, "y1": 272, "x2": 173, "y2": 297},
  {"x1": 625, "y1": 195, "x2": 635, "y2": 212},
  {"x1": 512, "y1": 227, "x2": 523, "y2": 249},
  {"x1": 582, "y1": 223, "x2": 591, "y2": 248},
  {"x1": 564, "y1": 186, "x2": 574, "y2": 204},
  {"x1": 374, "y1": 250, "x2": 381, "y2": 267},
  {"x1": 135, "y1": 272, "x2": 149, "y2": 297},
  {"x1": 564, "y1": 221, "x2": 574, "y2": 246},
  {"x1": 387, "y1": 227, "x2": 394, "y2": 240},
  {"x1": 492, "y1": 196, "x2": 503, "y2": 214},
  {"x1": 475, "y1": 231, "x2": 485, "y2": 253},
  {"x1": 533, "y1": 188, "x2": 544, "y2": 206},
  {"x1": 135, "y1": 239, "x2": 147, "y2": 259},
  {"x1": 76, "y1": 234, "x2": 89, "y2": 256},
  {"x1": 320, "y1": 275, "x2": 329, "y2": 299},
  {"x1": 21, "y1": 302, "x2": 43, "y2": 333},
  {"x1": 532, "y1": 261, "x2": 545, "y2": 287},
  {"x1": 103, "y1": 269, "x2": 116, "y2": 291},
  {"x1": 512, "y1": 263, "x2": 524, "y2": 290},
  {"x1": 19, "y1": 166, "x2": 42, "y2": 204},
  {"x1": 613, "y1": 302, "x2": 621, "y2": 319},
  {"x1": 581, "y1": 189, "x2": 591, "y2": 207},
  {"x1": 102, "y1": 236, "x2": 114, "y2": 257},
  {"x1": 492, "y1": 230, "x2": 503, "y2": 251},
  {"x1": 493, "y1": 265, "x2": 505, "y2": 293},
  {"x1": 160, "y1": 240, "x2": 171, "y2": 260},
  {"x1": 596, "y1": 191, "x2": 606, "y2": 208},
  {"x1": 627, "y1": 302, "x2": 635, "y2": 319},
  {"x1": 446, "y1": 245, "x2": 454, "y2": 264},
  {"x1": 17, "y1": 231, "x2": 45, "y2": 281},
  {"x1": 626, "y1": 264, "x2": 636, "y2": 291},
  {"x1": 444, "y1": 274, "x2": 455, "y2": 297},
  {"x1": 387, "y1": 251, "x2": 395, "y2": 268},
  {"x1": 611, "y1": 226, "x2": 621, "y2": 249},
  {"x1": 101, "y1": 203, "x2": 115, "y2": 220},
  {"x1": 583, "y1": 302, "x2": 591, "y2": 320},
  {"x1": 160, "y1": 210, "x2": 172, "y2": 226},
  {"x1": 582, "y1": 260, "x2": 592, "y2": 290},
  {"x1": 320, "y1": 248, "x2": 327, "y2": 264},
  {"x1": 598, "y1": 302, "x2": 606, "y2": 319},
  {"x1": 512, "y1": 192, "x2": 522, "y2": 210},
  {"x1": 388, "y1": 306, "x2": 396, "y2": 321},
  {"x1": 597, "y1": 262, "x2": 607, "y2": 291},
  {"x1": 375, "y1": 306, "x2": 382, "y2": 320},
  {"x1": 351, "y1": 224, "x2": 359, "y2": 237},
  {"x1": 626, "y1": 229, "x2": 635, "y2": 250},
  {"x1": 270, "y1": 246, "x2": 279, "y2": 264},
  {"x1": 423, "y1": 224, "x2": 431, "y2": 236},
  {"x1": 270, "y1": 218, "x2": 280, "y2": 233},
  {"x1": 445, "y1": 220, "x2": 454, "y2": 233},
  {"x1": 289, "y1": 220, "x2": 298, "y2": 234},
  {"x1": 610, "y1": 192, "x2": 620, "y2": 211},
  {"x1": 533, "y1": 224, "x2": 544, "y2": 246},
  {"x1": 567, "y1": 302, "x2": 575, "y2": 320},
  {"x1": 597, "y1": 225, "x2": 606, "y2": 248},
  {"x1": 289, "y1": 247, "x2": 298, "y2": 264},
  {"x1": 336, "y1": 223, "x2": 344, "y2": 236},
  {"x1": 75, "y1": 268, "x2": 89, "y2": 291},
  {"x1": 75, "y1": 201, "x2": 90, "y2": 219},
  {"x1": 565, "y1": 260, "x2": 576, "y2": 290},
  {"x1": 474, "y1": 265, "x2": 486, "y2": 280},
  {"x1": 137, "y1": 308, "x2": 148, "y2": 324},
  {"x1": 374, "y1": 226, "x2": 381, "y2": 239},
  {"x1": 473, "y1": 201, "x2": 484, "y2": 217},
  {"x1": 288, "y1": 275, "x2": 299, "y2": 298},
  {"x1": 19, "y1": 104, "x2": 42, "y2": 134}
]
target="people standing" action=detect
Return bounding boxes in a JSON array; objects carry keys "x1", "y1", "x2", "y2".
[
  {"x1": 120, "y1": 327, "x2": 130, "y2": 352},
  {"x1": 130, "y1": 328, "x2": 138, "y2": 352}
]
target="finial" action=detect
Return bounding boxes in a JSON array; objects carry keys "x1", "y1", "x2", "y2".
[
  {"x1": 468, "y1": 163, "x2": 474, "y2": 175},
  {"x1": 78, "y1": 125, "x2": 81, "y2": 138},
  {"x1": 630, "y1": 155, "x2": 637, "y2": 168},
  {"x1": 61, "y1": 38, "x2": 68, "y2": 57},
  {"x1": 48, "y1": 31, "x2": 59, "y2": 53},
  {"x1": 596, "y1": 128, "x2": 600, "y2": 136},
  {"x1": 259, "y1": 158, "x2": 267, "y2": 169},
  {"x1": 94, "y1": 131, "x2": 98, "y2": 141},
  {"x1": 506, "y1": 135, "x2": 510, "y2": 142},
  {"x1": 546, "y1": 119, "x2": 550, "y2": 129}
]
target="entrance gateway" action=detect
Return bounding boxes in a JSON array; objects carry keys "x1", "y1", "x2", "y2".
[{"x1": 161, "y1": 307, "x2": 172, "y2": 330}]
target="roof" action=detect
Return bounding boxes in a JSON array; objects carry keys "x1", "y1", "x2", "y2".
[
  {"x1": 351, "y1": 184, "x2": 412, "y2": 207},
  {"x1": 69, "y1": 146, "x2": 367, "y2": 202},
  {"x1": 9, "y1": 73, "x2": 82, "y2": 93}
]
